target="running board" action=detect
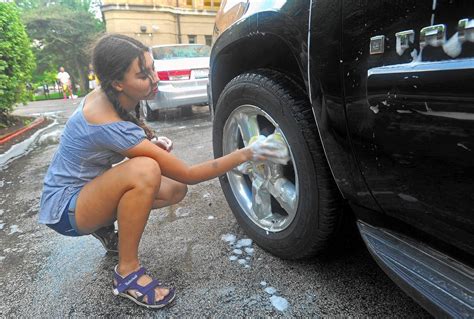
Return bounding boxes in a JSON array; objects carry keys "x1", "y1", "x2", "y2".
[{"x1": 357, "y1": 222, "x2": 473, "y2": 318}]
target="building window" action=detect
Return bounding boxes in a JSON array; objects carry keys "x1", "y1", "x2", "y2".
[
  {"x1": 188, "y1": 35, "x2": 196, "y2": 44},
  {"x1": 186, "y1": 0, "x2": 193, "y2": 6},
  {"x1": 204, "y1": 0, "x2": 221, "y2": 9},
  {"x1": 205, "y1": 35, "x2": 212, "y2": 46}
]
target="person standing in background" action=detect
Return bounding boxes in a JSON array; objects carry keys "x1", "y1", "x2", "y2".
[
  {"x1": 57, "y1": 66, "x2": 74, "y2": 100},
  {"x1": 88, "y1": 63, "x2": 99, "y2": 92}
]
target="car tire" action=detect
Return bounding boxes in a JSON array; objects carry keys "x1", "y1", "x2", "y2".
[
  {"x1": 213, "y1": 69, "x2": 344, "y2": 259},
  {"x1": 140, "y1": 100, "x2": 158, "y2": 121}
]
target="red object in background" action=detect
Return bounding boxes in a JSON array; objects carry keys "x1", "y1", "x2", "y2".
[
  {"x1": 0, "y1": 117, "x2": 45, "y2": 145},
  {"x1": 157, "y1": 69, "x2": 191, "y2": 81}
]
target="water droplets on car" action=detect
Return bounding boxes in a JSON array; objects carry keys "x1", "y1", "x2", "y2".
[
  {"x1": 370, "y1": 105, "x2": 380, "y2": 114},
  {"x1": 457, "y1": 143, "x2": 471, "y2": 151},
  {"x1": 398, "y1": 193, "x2": 418, "y2": 202},
  {"x1": 443, "y1": 32, "x2": 462, "y2": 58}
]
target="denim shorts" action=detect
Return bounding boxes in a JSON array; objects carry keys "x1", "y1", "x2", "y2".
[{"x1": 46, "y1": 193, "x2": 85, "y2": 237}]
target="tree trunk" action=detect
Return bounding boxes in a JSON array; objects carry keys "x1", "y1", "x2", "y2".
[{"x1": 72, "y1": 57, "x2": 87, "y2": 94}]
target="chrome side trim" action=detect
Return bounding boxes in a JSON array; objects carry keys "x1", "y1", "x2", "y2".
[
  {"x1": 368, "y1": 58, "x2": 474, "y2": 77},
  {"x1": 358, "y1": 221, "x2": 474, "y2": 318}
]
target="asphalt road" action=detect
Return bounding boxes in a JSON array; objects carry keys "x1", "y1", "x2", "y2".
[{"x1": 0, "y1": 99, "x2": 431, "y2": 317}]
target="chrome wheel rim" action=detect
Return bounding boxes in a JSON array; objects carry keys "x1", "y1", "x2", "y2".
[{"x1": 223, "y1": 104, "x2": 299, "y2": 232}]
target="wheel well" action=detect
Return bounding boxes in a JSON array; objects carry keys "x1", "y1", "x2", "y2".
[{"x1": 211, "y1": 34, "x2": 307, "y2": 110}]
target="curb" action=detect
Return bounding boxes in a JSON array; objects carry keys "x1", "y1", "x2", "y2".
[{"x1": 0, "y1": 117, "x2": 46, "y2": 145}]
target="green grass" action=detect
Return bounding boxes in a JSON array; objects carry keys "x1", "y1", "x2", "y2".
[
  {"x1": 32, "y1": 91, "x2": 87, "y2": 101},
  {"x1": 33, "y1": 92, "x2": 64, "y2": 101}
]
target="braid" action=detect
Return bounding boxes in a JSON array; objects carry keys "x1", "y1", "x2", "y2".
[{"x1": 103, "y1": 87, "x2": 155, "y2": 140}]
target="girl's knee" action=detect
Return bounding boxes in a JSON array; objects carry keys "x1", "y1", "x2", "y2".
[
  {"x1": 175, "y1": 183, "x2": 188, "y2": 203},
  {"x1": 127, "y1": 157, "x2": 161, "y2": 187}
]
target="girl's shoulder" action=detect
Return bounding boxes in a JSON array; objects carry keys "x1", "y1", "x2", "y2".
[
  {"x1": 81, "y1": 92, "x2": 124, "y2": 127},
  {"x1": 90, "y1": 119, "x2": 146, "y2": 152},
  {"x1": 68, "y1": 95, "x2": 146, "y2": 152},
  {"x1": 66, "y1": 97, "x2": 133, "y2": 136}
]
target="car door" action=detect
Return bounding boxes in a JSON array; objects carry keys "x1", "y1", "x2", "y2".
[{"x1": 342, "y1": 0, "x2": 474, "y2": 254}]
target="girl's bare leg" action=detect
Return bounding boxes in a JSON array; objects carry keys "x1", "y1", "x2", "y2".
[
  {"x1": 153, "y1": 176, "x2": 187, "y2": 209},
  {"x1": 73, "y1": 156, "x2": 183, "y2": 302},
  {"x1": 68, "y1": 85, "x2": 74, "y2": 99}
]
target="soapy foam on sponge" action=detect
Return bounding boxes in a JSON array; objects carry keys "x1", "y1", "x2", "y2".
[{"x1": 248, "y1": 131, "x2": 290, "y2": 165}]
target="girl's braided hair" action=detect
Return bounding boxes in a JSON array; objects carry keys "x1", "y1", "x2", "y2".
[{"x1": 92, "y1": 33, "x2": 155, "y2": 139}]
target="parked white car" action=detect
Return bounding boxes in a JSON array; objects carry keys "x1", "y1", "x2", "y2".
[{"x1": 140, "y1": 44, "x2": 211, "y2": 120}]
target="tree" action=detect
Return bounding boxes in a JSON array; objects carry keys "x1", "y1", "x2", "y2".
[
  {"x1": 0, "y1": 3, "x2": 35, "y2": 119},
  {"x1": 22, "y1": 2, "x2": 104, "y2": 93}
]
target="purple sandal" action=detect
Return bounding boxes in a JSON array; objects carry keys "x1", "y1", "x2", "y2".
[{"x1": 112, "y1": 266, "x2": 176, "y2": 309}]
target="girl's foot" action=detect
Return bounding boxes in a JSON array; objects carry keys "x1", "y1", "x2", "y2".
[{"x1": 113, "y1": 266, "x2": 176, "y2": 309}]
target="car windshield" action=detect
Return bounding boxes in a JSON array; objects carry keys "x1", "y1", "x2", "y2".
[{"x1": 151, "y1": 45, "x2": 211, "y2": 60}]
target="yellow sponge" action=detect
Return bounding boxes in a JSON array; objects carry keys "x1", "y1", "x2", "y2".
[{"x1": 248, "y1": 135, "x2": 261, "y2": 145}]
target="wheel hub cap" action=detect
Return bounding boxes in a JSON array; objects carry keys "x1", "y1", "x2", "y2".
[{"x1": 223, "y1": 104, "x2": 299, "y2": 232}]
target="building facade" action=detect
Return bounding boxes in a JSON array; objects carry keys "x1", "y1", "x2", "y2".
[{"x1": 101, "y1": 0, "x2": 220, "y2": 46}]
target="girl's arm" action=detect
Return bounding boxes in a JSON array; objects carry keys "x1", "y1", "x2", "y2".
[{"x1": 122, "y1": 139, "x2": 253, "y2": 185}]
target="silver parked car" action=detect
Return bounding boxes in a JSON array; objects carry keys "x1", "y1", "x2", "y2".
[{"x1": 140, "y1": 44, "x2": 211, "y2": 121}]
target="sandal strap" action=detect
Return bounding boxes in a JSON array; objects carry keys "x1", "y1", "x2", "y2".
[
  {"x1": 136, "y1": 279, "x2": 160, "y2": 304},
  {"x1": 114, "y1": 266, "x2": 147, "y2": 294},
  {"x1": 139, "y1": 279, "x2": 160, "y2": 296}
]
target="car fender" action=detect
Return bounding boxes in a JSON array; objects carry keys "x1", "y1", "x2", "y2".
[{"x1": 210, "y1": 3, "x2": 311, "y2": 113}]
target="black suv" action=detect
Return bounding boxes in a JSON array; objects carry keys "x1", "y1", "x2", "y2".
[{"x1": 209, "y1": 0, "x2": 473, "y2": 317}]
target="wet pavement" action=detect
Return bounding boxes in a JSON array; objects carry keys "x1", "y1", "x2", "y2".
[{"x1": 0, "y1": 99, "x2": 431, "y2": 317}]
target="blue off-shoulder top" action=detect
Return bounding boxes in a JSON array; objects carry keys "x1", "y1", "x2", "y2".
[{"x1": 38, "y1": 98, "x2": 146, "y2": 224}]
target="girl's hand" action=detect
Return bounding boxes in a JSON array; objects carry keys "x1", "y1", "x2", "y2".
[{"x1": 152, "y1": 136, "x2": 173, "y2": 152}]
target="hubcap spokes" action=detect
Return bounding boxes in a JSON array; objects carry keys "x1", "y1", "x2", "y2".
[
  {"x1": 224, "y1": 105, "x2": 299, "y2": 232},
  {"x1": 235, "y1": 112, "x2": 260, "y2": 146}
]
